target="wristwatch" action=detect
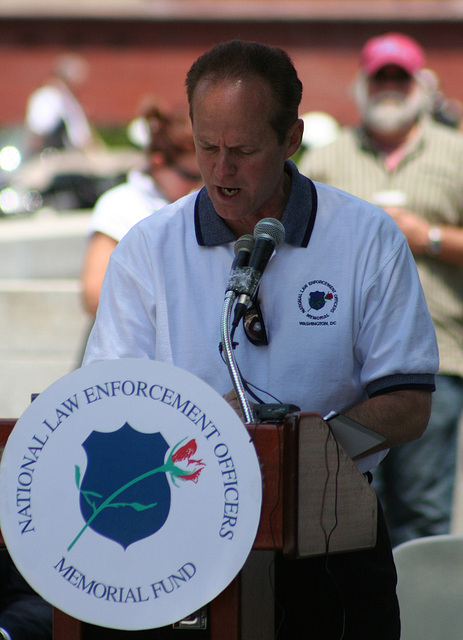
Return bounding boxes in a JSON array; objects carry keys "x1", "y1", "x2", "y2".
[{"x1": 427, "y1": 226, "x2": 442, "y2": 256}]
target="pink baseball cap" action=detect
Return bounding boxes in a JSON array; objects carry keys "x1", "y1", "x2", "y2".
[{"x1": 360, "y1": 33, "x2": 426, "y2": 77}]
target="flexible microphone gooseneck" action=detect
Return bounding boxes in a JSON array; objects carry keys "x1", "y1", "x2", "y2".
[{"x1": 220, "y1": 218, "x2": 286, "y2": 423}]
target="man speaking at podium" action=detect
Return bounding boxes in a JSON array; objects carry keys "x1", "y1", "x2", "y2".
[{"x1": 84, "y1": 41, "x2": 438, "y2": 639}]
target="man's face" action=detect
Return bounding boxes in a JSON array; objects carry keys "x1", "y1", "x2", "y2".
[
  {"x1": 191, "y1": 77, "x2": 300, "y2": 232},
  {"x1": 356, "y1": 64, "x2": 427, "y2": 135}
]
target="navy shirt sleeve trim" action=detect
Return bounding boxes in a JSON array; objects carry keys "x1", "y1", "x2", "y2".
[{"x1": 367, "y1": 373, "x2": 436, "y2": 398}]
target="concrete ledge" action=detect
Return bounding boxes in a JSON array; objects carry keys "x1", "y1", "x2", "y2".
[
  {"x1": 0, "y1": 280, "x2": 90, "y2": 418},
  {"x1": 0, "y1": 211, "x2": 90, "y2": 279}
]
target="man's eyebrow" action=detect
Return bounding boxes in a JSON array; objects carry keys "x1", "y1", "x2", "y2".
[{"x1": 197, "y1": 139, "x2": 255, "y2": 151}]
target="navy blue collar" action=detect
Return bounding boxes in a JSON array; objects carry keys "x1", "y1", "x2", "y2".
[{"x1": 194, "y1": 160, "x2": 317, "y2": 248}]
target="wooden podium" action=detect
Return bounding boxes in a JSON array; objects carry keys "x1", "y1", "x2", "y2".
[{"x1": 0, "y1": 412, "x2": 377, "y2": 639}]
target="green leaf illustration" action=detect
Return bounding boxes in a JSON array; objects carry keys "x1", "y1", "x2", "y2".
[
  {"x1": 74, "y1": 465, "x2": 81, "y2": 489},
  {"x1": 83, "y1": 490, "x2": 103, "y2": 498}
]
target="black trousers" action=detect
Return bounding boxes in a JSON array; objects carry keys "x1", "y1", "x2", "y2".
[{"x1": 275, "y1": 499, "x2": 400, "y2": 640}]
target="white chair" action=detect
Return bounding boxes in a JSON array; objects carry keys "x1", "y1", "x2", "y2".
[{"x1": 393, "y1": 533, "x2": 463, "y2": 640}]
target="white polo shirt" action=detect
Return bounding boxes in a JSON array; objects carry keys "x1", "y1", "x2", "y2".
[{"x1": 84, "y1": 161, "x2": 438, "y2": 471}]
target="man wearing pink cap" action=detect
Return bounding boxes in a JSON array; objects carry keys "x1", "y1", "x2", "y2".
[
  {"x1": 360, "y1": 32, "x2": 426, "y2": 77},
  {"x1": 301, "y1": 32, "x2": 463, "y2": 547}
]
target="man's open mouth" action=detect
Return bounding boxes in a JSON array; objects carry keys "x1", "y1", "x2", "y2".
[{"x1": 220, "y1": 187, "x2": 240, "y2": 197}]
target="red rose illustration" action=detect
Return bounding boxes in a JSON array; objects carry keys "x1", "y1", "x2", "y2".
[{"x1": 168, "y1": 438, "x2": 205, "y2": 485}]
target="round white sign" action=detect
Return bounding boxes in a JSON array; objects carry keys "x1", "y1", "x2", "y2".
[{"x1": 0, "y1": 359, "x2": 262, "y2": 630}]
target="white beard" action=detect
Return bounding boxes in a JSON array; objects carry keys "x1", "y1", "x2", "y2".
[{"x1": 354, "y1": 74, "x2": 428, "y2": 136}]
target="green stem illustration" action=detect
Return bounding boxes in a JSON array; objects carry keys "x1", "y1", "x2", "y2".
[{"x1": 68, "y1": 456, "x2": 185, "y2": 552}]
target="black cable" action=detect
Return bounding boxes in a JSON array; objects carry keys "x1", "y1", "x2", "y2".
[
  {"x1": 321, "y1": 426, "x2": 347, "y2": 640},
  {"x1": 218, "y1": 342, "x2": 283, "y2": 407},
  {"x1": 242, "y1": 377, "x2": 282, "y2": 406}
]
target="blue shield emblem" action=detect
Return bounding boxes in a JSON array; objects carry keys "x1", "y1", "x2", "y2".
[
  {"x1": 77, "y1": 423, "x2": 171, "y2": 549},
  {"x1": 309, "y1": 290, "x2": 327, "y2": 311}
]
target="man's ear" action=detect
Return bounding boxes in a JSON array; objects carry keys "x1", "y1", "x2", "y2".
[{"x1": 285, "y1": 118, "x2": 304, "y2": 159}]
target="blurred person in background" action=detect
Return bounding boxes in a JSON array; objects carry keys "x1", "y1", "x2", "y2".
[
  {"x1": 300, "y1": 32, "x2": 463, "y2": 547},
  {"x1": 81, "y1": 100, "x2": 202, "y2": 317},
  {"x1": 24, "y1": 53, "x2": 101, "y2": 156}
]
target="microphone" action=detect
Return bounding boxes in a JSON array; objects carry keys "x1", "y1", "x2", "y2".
[
  {"x1": 232, "y1": 234, "x2": 256, "y2": 269},
  {"x1": 249, "y1": 217, "x2": 285, "y2": 275},
  {"x1": 226, "y1": 234, "x2": 255, "y2": 292},
  {"x1": 232, "y1": 217, "x2": 285, "y2": 330}
]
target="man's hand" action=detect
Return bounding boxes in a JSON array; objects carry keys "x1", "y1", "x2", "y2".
[
  {"x1": 386, "y1": 206, "x2": 463, "y2": 265},
  {"x1": 223, "y1": 389, "x2": 255, "y2": 422},
  {"x1": 385, "y1": 206, "x2": 429, "y2": 255}
]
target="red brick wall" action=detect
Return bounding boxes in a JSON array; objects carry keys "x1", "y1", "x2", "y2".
[{"x1": 1, "y1": 16, "x2": 462, "y2": 128}]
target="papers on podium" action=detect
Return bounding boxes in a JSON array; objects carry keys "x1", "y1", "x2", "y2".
[{"x1": 325, "y1": 413, "x2": 386, "y2": 459}]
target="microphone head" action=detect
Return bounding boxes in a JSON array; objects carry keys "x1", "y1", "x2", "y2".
[
  {"x1": 234, "y1": 234, "x2": 255, "y2": 255},
  {"x1": 253, "y1": 218, "x2": 285, "y2": 247}
]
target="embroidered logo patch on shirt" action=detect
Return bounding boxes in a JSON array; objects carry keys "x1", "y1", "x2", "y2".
[{"x1": 298, "y1": 280, "x2": 338, "y2": 326}]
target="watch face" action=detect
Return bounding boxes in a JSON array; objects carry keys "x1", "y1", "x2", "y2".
[{"x1": 427, "y1": 227, "x2": 442, "y2": 255}]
